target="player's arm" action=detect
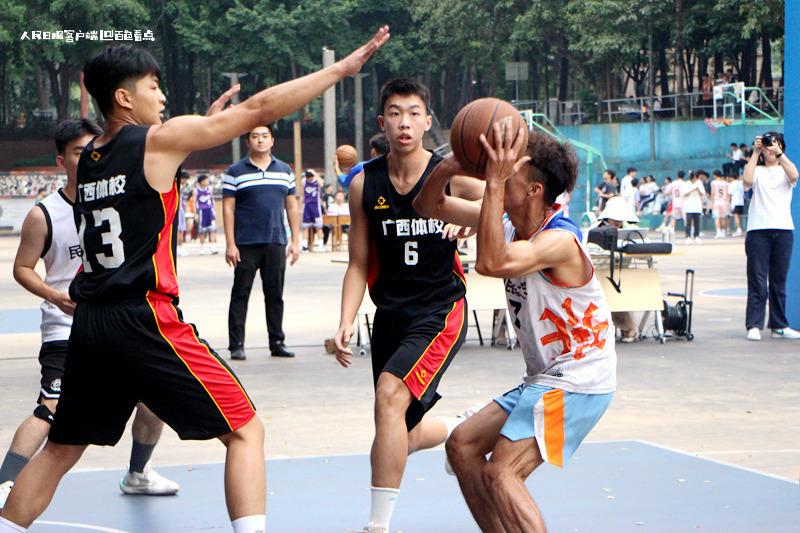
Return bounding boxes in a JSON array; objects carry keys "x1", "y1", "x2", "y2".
[
  {"x1": 474, "y1": 119, "x2": 579, "y2": 279},
  {"x1": 413, "y1": 156, "x2": 482, "y2": 228},
  {"x1": 334, "y1": 172, "x2": 369, "y2": 367},
  {"x1": 285, "y1": 193, "x2": 300, "y2": 265},
  {"x1": 222, "y1": 196, "x2": 238, "y2": 267},
  {"x1": 145, "y1": 28, "x2": 389, "y2": 184},
  {"x1": 12, "y1": 206, "x2": 75, "y2": 315}
]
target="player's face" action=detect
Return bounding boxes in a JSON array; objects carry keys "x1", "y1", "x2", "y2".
[
  {"x1": 130, "y1": 73, "x2": 166, "y2": 125},
  {"x1": 56, "y1": 133, "x2": 94, "y2": 183},
  {"x1": 378, "y1": 95, "x2": 431, "y2": 154},
  {"x1": 248, "y1": 127, "x2": 274, "y2": 155}
]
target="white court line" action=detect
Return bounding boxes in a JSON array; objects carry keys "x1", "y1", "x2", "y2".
[
  {"x1": 34, "y1": 521, "x2": 132, "y2": 533},
  {"x1": 692, "y1": 449, "x2": 800, "y2": 455},
  {"x1": 632, "y1": 439, "x2": 798, "y2": 484}
]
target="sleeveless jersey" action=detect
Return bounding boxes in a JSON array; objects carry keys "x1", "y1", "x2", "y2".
[
  {"x1": 711, "y1": 179, "x2": 728, "y2": 204},
  {"x1": 671, "y1": 180, "x2": 685, "y2": 208},
  {"x1": 196, "y1": 184, "x2": 214, "y2": 210},
  {"x1": 304, "y1": 178, "x2": 321, "y2": 209},
  {"x1": 38, "y1": 190, "x2": 81, "y2": 342},
  {"x1": 503, "y1": 206, "x2": 616, "y2": 394},
  {"x1": 362, "y1": 153, "x2": 465, "y2": 317},
  {"x1": 70, "y1": 125, "x2": 180, "y2": 303}
]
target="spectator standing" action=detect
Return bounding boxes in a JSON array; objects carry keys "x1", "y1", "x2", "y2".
[
  {"x1": 222, "y1": 125, "x2": 300, "y2": 360},
  {"x1": 594, "y1": 169, "x2": 616, "y2": 214},
  {"x1": 683, "y1": 170, "x2": 706, "y2": 244},
  {"x1": 742, "y1": 132, "x2": 800, "y2": 341},
  {"x1": 620, "y1": 167, "x2": 637, "y2": 211},
  {"x1": 195, "y1": 174, "x2": 219, "y2": 254},
  {"x1": 728, "y1": 174, "x2": 745, "y2": 236}
]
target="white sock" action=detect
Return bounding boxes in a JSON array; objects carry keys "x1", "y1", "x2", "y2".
[
  {"x1": 231, "y1": 515, "x2": 265, "y2": 533},
  {"x1": 0, "y1": 517, "x2": 25, "y2": 532},
  {"x1": 369, "y1": 486, "x2": 399, "y2": 530}
]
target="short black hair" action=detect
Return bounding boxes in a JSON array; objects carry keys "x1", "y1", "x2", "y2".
[
  {"x1": 83, "y1": 45, "x2": 162, "y2": 118},
  {"x1": 677, "y1": 170, "x2": 686, "y2": 179},
  {"x1": 179, "y1": 170, "x2": 190, "y2": 180},
  {"x1": 379, "y1": 78, "x2": 430, "y2": 114},
  {"x1": 626, "y1": 167, "x2": 637, "y2": 174},
  {"x1": 53, "y1": 118, "x2": 103, "y2": 154},
  {"x1": 604, "y1": 169, "x2": 616, "y2": 178},
  {"x1": 525, "y1": 131, "x2": 578, "y2": 205},
  {"x1": 197, "y1": 174, "x2": 209, "y2": 183},
  {"x1": 631, "y1": 177, "x2": 639, "y2": 187},
  {"x1": 694, "y1": 169, "x2": 709, "y2": 178},
  {"x1": 369, "y1": 132, "x2": 389, "y2": 155},
  {"x1": 664, "y1": 176, "x2": 672, "y2": 182},
  {"x1": 731, "y1": 142, "x2": 738, "y2": 147},
  {"x1": 713, "y1": 169, "x2": 723, "y2": 177}
]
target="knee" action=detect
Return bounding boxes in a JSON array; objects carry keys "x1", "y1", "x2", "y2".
[
  {"x1": 445, "y1": 427, "x2": 474, "y2": 467},
  {"x1": 42, "y1": 442, "x2": 85, "y2": 471},
  {"x1": 221, "y1": 416, "x2": 265, "y2": 447},
  {"x1": 374, "y1": 375, "x2": 410, "y2": 415}
]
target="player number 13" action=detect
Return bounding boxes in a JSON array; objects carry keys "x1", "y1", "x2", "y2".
[{"x1": 77, "y1": 207, "x2": 125, "y2": 272}]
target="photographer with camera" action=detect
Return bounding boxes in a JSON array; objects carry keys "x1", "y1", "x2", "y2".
[{"x1": 742, "y1": 132, "x2": 800, "y2": 341}]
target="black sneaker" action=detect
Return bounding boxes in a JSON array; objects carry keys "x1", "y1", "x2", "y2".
[
  {"x1": 270, "y1": 343, "x2": 295, "y2": 358},
  {"x1": 230, "y1": 348, "x2": 246, "y2": 361}
]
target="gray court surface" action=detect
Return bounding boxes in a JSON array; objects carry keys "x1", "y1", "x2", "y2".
[{"x1": 30, "y1": 440, "x2": 798, "y2": 533}]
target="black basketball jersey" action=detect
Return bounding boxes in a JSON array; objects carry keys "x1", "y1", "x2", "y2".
[
  {"x1": 362, "y1": 153, "x2": 466, "y2": 317},
  {"x1": 70, "y1": 125, "x2": 180, "y2": 303}
]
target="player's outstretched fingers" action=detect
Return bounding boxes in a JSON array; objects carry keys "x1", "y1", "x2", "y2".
[{"x1": 206, "y1": 83, "x2": 241, "y2": 116}]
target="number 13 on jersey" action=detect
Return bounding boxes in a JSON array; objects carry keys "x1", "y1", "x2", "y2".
[{"x1": 77, "y1": 207, "x2": 125, "y2": 272}]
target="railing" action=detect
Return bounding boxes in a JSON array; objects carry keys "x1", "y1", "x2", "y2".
[
  {"x1": 601, "y1": 87, "x2": 784, "y2": 124},
  {"x1": 513, "y1": 99, "x2": 589, "y2": 126}
]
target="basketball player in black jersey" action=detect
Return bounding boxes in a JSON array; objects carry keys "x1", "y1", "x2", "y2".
[
  {"x1": 333, "y1": 78, "x2": 483, "y2": 533},
  {"x1": 0, "y1": 28, "x2": 390, "y2": 533}
]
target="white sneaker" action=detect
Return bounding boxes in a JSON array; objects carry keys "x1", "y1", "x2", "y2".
[
  {"x1": 694, "y1": 237, "x2": 703, "y2": 244},
  {"x1": 714, "y1": 232, "x2": 723, "y2": 239},
  {"x1": 685, "y1": 237, "x2": 693, "y2": 244},
  {"x1": 119, "y1": 462, "x2": 180, "y2": 495},
  {"x1": 733, "y1": 229, "x2": 742, "y2": 237},
  {"x1": 443, "y1": 403, "x2": 486, "y2": 475},
  {"x1": 771, "y1": 327, "x2": 800, "y2": 339},
  {"x1": 315, "y1": 244, "x2": 326, "y2": 253},
  {"x1": 357, "y1": 526, "x2": 388, "y2": 533},
  {"x1": 0, "y1": 480, "x2": 13, "y2": 509},
  {"x1": 746, "y1": 328, "x2": 761, "y2": 341}
]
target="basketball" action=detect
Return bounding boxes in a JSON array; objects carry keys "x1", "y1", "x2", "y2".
[
  {"x1": 449, "y1": 97, "x2": 529, "y2": 176},
  {"x1": 336, "y1": 144, "x2": 358, "y2": 169}
]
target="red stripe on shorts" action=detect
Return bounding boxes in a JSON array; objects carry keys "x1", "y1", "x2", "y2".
[
  {"x1": 403, "y1": 298, "x2": 465, "y2": 399},
  {"x1": 146, "y1": 292, "x2": 255, "y2": 432}
]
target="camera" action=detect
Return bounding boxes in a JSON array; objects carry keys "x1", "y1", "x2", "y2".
[{"x1": 761, "y1": 133, "x2": 775, "y2": 147}]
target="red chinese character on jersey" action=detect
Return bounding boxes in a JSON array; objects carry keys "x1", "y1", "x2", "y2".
[{"x1": 539, "y1": 298, "x2": 608, "y2": 360}]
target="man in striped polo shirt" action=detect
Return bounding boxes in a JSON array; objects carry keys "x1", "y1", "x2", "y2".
[{"x1": 222, "y1": 125, "x2": 300, "y2": 360}]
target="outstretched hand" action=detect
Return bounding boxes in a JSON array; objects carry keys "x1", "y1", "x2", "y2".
[
  {"x1": 339, "y1": 26, "x2": 391, "y2": 78},
  {"x1": 206, "y1": 84, "x2": 241, "y2": 117}
]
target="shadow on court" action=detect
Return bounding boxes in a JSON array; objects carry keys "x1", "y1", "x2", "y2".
[{"x1": 31, "y1": 440, "x2": 798, "y2": 532}]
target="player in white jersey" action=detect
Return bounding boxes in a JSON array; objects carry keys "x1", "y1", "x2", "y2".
[
  {"x1": 0, "y1": 119, "x2": 179, "y2": 510},
  {"x1": 710, "y1": 170, "x2": 730, "y2": 238},
  {"x1": 416, "y1": 120, "x2": 616, "y2": 532}
]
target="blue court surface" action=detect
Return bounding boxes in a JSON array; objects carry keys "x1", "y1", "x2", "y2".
[
  {"x1": 0, "y1": 309, "x2": 41, "y2": 334},
  {"x1": 29, "y1": 440, "x2": 797, "y2": 532}
]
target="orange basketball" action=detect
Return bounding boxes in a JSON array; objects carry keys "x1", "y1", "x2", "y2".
[
  {"x1": 336, "y1": 144, "x2": 358, "y2": 169},
  {"x1": 449, "y1": 98, "x2": 529, "y2": 176}
]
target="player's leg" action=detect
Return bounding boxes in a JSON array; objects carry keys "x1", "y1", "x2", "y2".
[
  {"x1": 218, "y1": 417, "x2": 266, "y2": 524},
  {"x1": 483, "y1": 436, "x2": 545, "y2": 533},
  {"x1": 371, "y1": 372, "x2": 415, "y2": 488},
  {"x1": 0, "y1": 442, "x2": 87, "y2": 527},
  {"x1": 0, "y1": 399, "x2": 57, "y2": 479},
  {"x1": 446, "y1": 402, "x2": 509, "y2": 533},
  {"x1": 120, "y1": 403, "x2": 179, "y2": 495},
  {"x1": 141, "y1": 296, "x2": 263, "y2": 529},
  {"x1": 228, "y1": 244, "x2": 261, "y2": 356}
]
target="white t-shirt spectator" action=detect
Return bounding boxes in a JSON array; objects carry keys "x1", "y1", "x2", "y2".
[
  {"x1": 732, "y1": 148, "x2": 744, "y2": 162},
  {"x1": 682, "y1": 180, "x2": 705, "y2": 213},
  {"x1": 620, "y1": 174, "x2": 635, "y2": 209},
  {"x1": 729, "y1": 179, "x2": 745, "y2": 207},
  {"x1": 746, "y1": 165, "x2": 795, "y2": 231},
  {"x1": 327, "y1": 202, "x2": 350, "y2": 216}
]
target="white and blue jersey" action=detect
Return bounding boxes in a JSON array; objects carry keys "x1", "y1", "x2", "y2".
[{"x1": 222, "y1": 156, "x2": 296, "y2": 245}]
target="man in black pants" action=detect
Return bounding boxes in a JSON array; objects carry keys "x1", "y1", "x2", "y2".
[{"x1": 222, "y1": 125, "x2": 300, "y2": 360}]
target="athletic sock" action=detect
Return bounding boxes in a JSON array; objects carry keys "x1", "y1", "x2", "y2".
[
  {"x1": 0, "y1": 516, "x2": 26, "y2": 532},
  {"x1": 368, "y1": 486, "x2": 400, "y2": 530},
  {"x1": 0, "y1": 452, "x2": 29, "y2": 484},
  {"x1": 129, "y1": 441, "x2": 156, "y2": 474},
  {"x1": 231, "y1": 515, "x2": 265, "y2": 533}
]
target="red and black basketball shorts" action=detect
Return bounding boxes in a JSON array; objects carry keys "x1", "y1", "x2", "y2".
[
  {"x1": 371, "y1": 297, "x2": 467, "y2": 431},
  {"x1": 49, "y1": 293, "x2": 256, "y2": 445}
]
